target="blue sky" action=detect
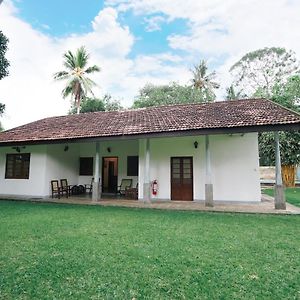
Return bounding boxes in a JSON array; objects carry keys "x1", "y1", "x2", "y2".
[
  {"x1": 0, "y1": 0, "x2": 300, "y2": 129},
  {"x1": 13, "y1": 0, "x2": 189, "y2": 59}
]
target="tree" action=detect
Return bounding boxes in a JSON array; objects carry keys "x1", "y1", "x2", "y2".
[
  {"x1": 54, "y1": 46, "x2": 100, "y2": 114},
  {"x1": 133, "y1": 82, "x2": 210, "y2": 108},
  {"x1": 258, "y1": 76, "x2": 300, "y2": 186},
  {"x1": 102, "y1": 94, "x2": 123, "y2": 111},
  {"x1": 230, "y1": 47, "x2": 300, "y2": 97},
  {"x1": 191, "y1": 60, "x2": 219, "y2": 101},
  {"x1": 69, "y1": 94, "x2": 123, "y2": 114},
  {"x1": 225, "y1": 85, "x2": 246, "y2": 100},
  {"x1": 0, "y1": 31, "x2": 9, "y2": 131},
  {"x1": 0, "y1": 31, "x2": 9, "y2": 80}
]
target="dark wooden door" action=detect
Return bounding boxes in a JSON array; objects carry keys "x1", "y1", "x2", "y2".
[{"x1": 171, "y1": 157, "x2": 193, "y2": 201}]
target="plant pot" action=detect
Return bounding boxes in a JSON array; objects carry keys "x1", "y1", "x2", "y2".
[{"x1": 281, "y1": 165, "x2": 296, "y2": 187}]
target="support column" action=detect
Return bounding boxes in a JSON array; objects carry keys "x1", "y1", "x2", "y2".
[
  {"x1": 92, "y1": 141, "x2": 101, "y2": 202},
  {"x1": 205, "y1": 135, "x2": 214, "y2": 207},
  {"x1": 274, "y1": 132, "x2": 286, "y2": 210},
  {"x1": 143, "y1": 138, "x2": 151, "y2": 202}
]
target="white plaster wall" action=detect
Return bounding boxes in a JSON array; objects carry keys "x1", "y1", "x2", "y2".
[
  {"x1": 210, "y1": 134, "x2": 261, "y2": 202},
  {"x1": 139, "y1": 133, "x2": 261, "y2": 202},
  {"x1": 0, "y1": 145, "x2": 47, "y2": 197},
  {"x1": 0, "y1": 133, "x2": 260, "y2": 201},
  {"x1": 77, "y1": 140, "x2": 139, "y2": 188},
  {"x1": 43, "y1": 144, "x2": 80, "y2": 196}
]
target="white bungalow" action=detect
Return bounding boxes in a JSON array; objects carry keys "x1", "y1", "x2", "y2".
[{"x1": 0, "y1": 98, "x2": 299, "y2": 209}]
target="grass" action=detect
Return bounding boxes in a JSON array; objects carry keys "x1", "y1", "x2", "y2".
[
  {"x1": 0, "y1": 201, "x2": 300, "y2": 299},
  {"x1": 263, "y1": 187, "x2": 300, "y2": 207}
]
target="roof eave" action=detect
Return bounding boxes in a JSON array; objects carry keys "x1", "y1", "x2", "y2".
[{"x1": 0, "y1": 122, "x2": 298, "y2": 147}]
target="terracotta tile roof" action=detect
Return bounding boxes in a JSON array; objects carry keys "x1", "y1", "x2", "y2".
[{"x1": 0, "y1": 99, "x2": 299, "y2": 144}]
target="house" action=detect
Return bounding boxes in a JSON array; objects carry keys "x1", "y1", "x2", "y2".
[{"x1": 0, "y1": 98, "x2": 299, "y2": 209}]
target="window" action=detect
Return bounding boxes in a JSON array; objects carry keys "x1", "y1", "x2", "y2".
[
  {"x1": 127, "y1": 156, "x2": 138, "y2": 176},
  {"x1": 79, "y1": 157, "x2": 93, "y2": 175},
  {"x1": 5, "y1": 153, "x2": 30, "y2": 179}
]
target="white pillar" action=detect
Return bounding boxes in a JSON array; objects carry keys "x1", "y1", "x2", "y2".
[
  {"x1": 205, "y1": 135, "x2": 214, "y2": 207},
  {"x1": 92, "y1": 142, "x2": 101, "y2": 201},
  {"x1": 274, "y1": 132, "x2": 286, "y2": 209},
  {"x1": 143, "y1": 138, "x2": 151, "y2": 202}
]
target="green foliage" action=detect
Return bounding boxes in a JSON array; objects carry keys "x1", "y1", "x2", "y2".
[
  {"x1": 133, "y1": 82, "x2": 213, "y2": 108},
  {"x1": 259, "y1": 131, "x2": 300, "y2": 166},
  {"x1": 1, "y1": 201, "x2": 300, "y2": 299},
  {"x1": 54, "y1": 46, "x2": 100, "y2": 114},
  {"x1": 102, "y1": 94, "x2": 123, "y2": 111},
  {"x1": 69, "y1": 94, "x2": 122, "y2": 114},
  {"x1": 230, "y1": 47, "x2": 300, "y2": 97},
  {"x1": 191, "y1": 60, "x2": 219, "y2": 99},
  {"x1": 259, "y1": 75, "x2": 300, "y2": 166},
  {"x1": 271, "y1": 75, "x2": 300, "y2": 112},
  {"x1": 225, "y1": 85, "x2": 246, "y2": 100},
  {"x1": 0, "y1": 31, "x2": 9, "y2": 80}
]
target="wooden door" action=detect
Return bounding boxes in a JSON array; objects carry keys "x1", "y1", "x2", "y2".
[
  {"x1": 102, "y1": 157, "x2": 118, "y2": 193},
  {"x1": 171, "y1": 157, "x2": 193, "y2": 201}
]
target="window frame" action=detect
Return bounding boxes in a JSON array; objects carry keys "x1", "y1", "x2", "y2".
[
  {"x1": 5, "y1": 153, "x2": 31, "y2": 179},
  {"x1": 127, "y1": 156, "x2": 139, "y2": 176},
  {"x1": 79, "y1": 157, "x2": 94, "y2": 176}
]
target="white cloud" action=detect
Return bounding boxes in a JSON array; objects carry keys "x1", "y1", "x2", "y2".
[
  {"x1": 0, "y1": 3, "x2": 135, "y2": 129},
  {"x1": 144, "y1": 15, "x2": 166, "y2": 32},
  {"x1": 1, "y1": 0, "x2": 300, "y2": 129},
  {"x1": 107, "y1": 0, "x2": 300, "y2": 89}
]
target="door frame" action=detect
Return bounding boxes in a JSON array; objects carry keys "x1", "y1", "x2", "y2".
[
  {"x1": 170, "y1": 156, "x2": 194, "y2": 201},
  {"x1": 102, "y1": 156, "x2": 118, "y2": 193}
]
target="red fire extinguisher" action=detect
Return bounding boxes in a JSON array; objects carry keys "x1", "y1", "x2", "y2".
[{"x1": 151, "y1": 180, "x2": 158, "y2": 195}]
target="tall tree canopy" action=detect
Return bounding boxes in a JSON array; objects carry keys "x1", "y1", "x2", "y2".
[
  {"x1": 69, "y1": 94, "x2": 123, "y2": 114},
  {"x1": 258, "y1": 75, "x2": 300, "y2": 169},
  {"x1": 0, "y1": 31, "x2": 9, "y2": 80},
  {"x1": 191, "y1": 60, "x2": 219, "y2": 101},
  {"x1": 54, "y1": 46, "x2": 100, "y2": 114},
  {"x1": 230, "y1": 47, "x2": 300, "y2": 97},
  {"x1": 0, "y1": 31, "x2": 9, "y2": 131},
  {"x1": 132, "y1": 82, "x2": 212, "y2": 109}
]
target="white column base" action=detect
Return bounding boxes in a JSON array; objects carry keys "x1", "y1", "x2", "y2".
[
  {"x1": 274, "y1": 184, "x2": 286, "y2": 210},
  {"x1": 205, "y1": 183, "x2": 214, "y2": 207},
  {"x1": 143, "y1": 182, "x2": 151, "y2": 202},
  {"x1": 92, "y1": 182, "x2": 101, "y2": 202}
]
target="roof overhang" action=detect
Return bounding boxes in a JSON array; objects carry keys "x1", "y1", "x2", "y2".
[{"x1": 0, "y1": 123, "x2": 298, "y2": 147}]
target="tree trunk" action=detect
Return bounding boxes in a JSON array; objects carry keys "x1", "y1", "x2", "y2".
[{"x1": 281, "y1": 165, "x2": 296, "y2": 187}]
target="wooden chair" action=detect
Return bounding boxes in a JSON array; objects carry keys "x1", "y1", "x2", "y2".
[
  {"x1": 51, "y1": 180, "x2": 61, "y2": 199},
  {"x1": 85, "y1": 178, "x2": 93, "y2": 194},
  {"x1": 60, "y1": 179, "x2": 71, "y2": 197},
  {"x1": 118, "y1": 179, "x2": 132, "y2": 195}
]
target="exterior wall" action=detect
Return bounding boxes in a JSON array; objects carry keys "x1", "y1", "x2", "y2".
[
  {"x1": 139, "y1": 133, "x2": 261, "y2": 202},
  {"x1": 0, "y1": 145, "x2": 48, "y2": 197},
  {"x1": 0, "y1": 140, "x2": 139, "y2": 198},
  {"x1": 43, "y1": 144, "x2": 80, "y2": 196},
  {"x1": 77, "y1": 140, "x2": 139, "y2": 189},
  {"x1": 0, "y1": 133, "x2": 260, "y2": 201}
]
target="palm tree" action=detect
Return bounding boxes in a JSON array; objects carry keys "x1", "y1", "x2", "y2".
[
  {"x1": 191, "y1": 60, "x2": 220, "y2": 101},
  {"x1": 54, "y1": 46, "x2": 100, "y2": 114}
]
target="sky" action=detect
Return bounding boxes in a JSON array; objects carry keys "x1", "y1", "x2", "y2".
[{"x1": 0, "y1": 0, "x2": 300, "y2": 129}]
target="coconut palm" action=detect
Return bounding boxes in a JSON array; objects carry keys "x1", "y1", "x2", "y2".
[
  {"x1": 191, "y1": 60, "x2": 219, "y2": 101},
  {"x1": 54, "y1": 46, "x2": 100, "y2": 114}
]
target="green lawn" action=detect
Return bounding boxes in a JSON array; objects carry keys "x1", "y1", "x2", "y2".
[
  {"x1": 263, "y1": 187, "x2": 300, "y2": 207},
  {"x1": 0, "y1": 201, "x2": 300, "y2": 299}
]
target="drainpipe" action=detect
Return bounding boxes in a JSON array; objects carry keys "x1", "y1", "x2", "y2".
[{"x1": 274, "y1": 132, "x2": 286, "y2": 209}]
